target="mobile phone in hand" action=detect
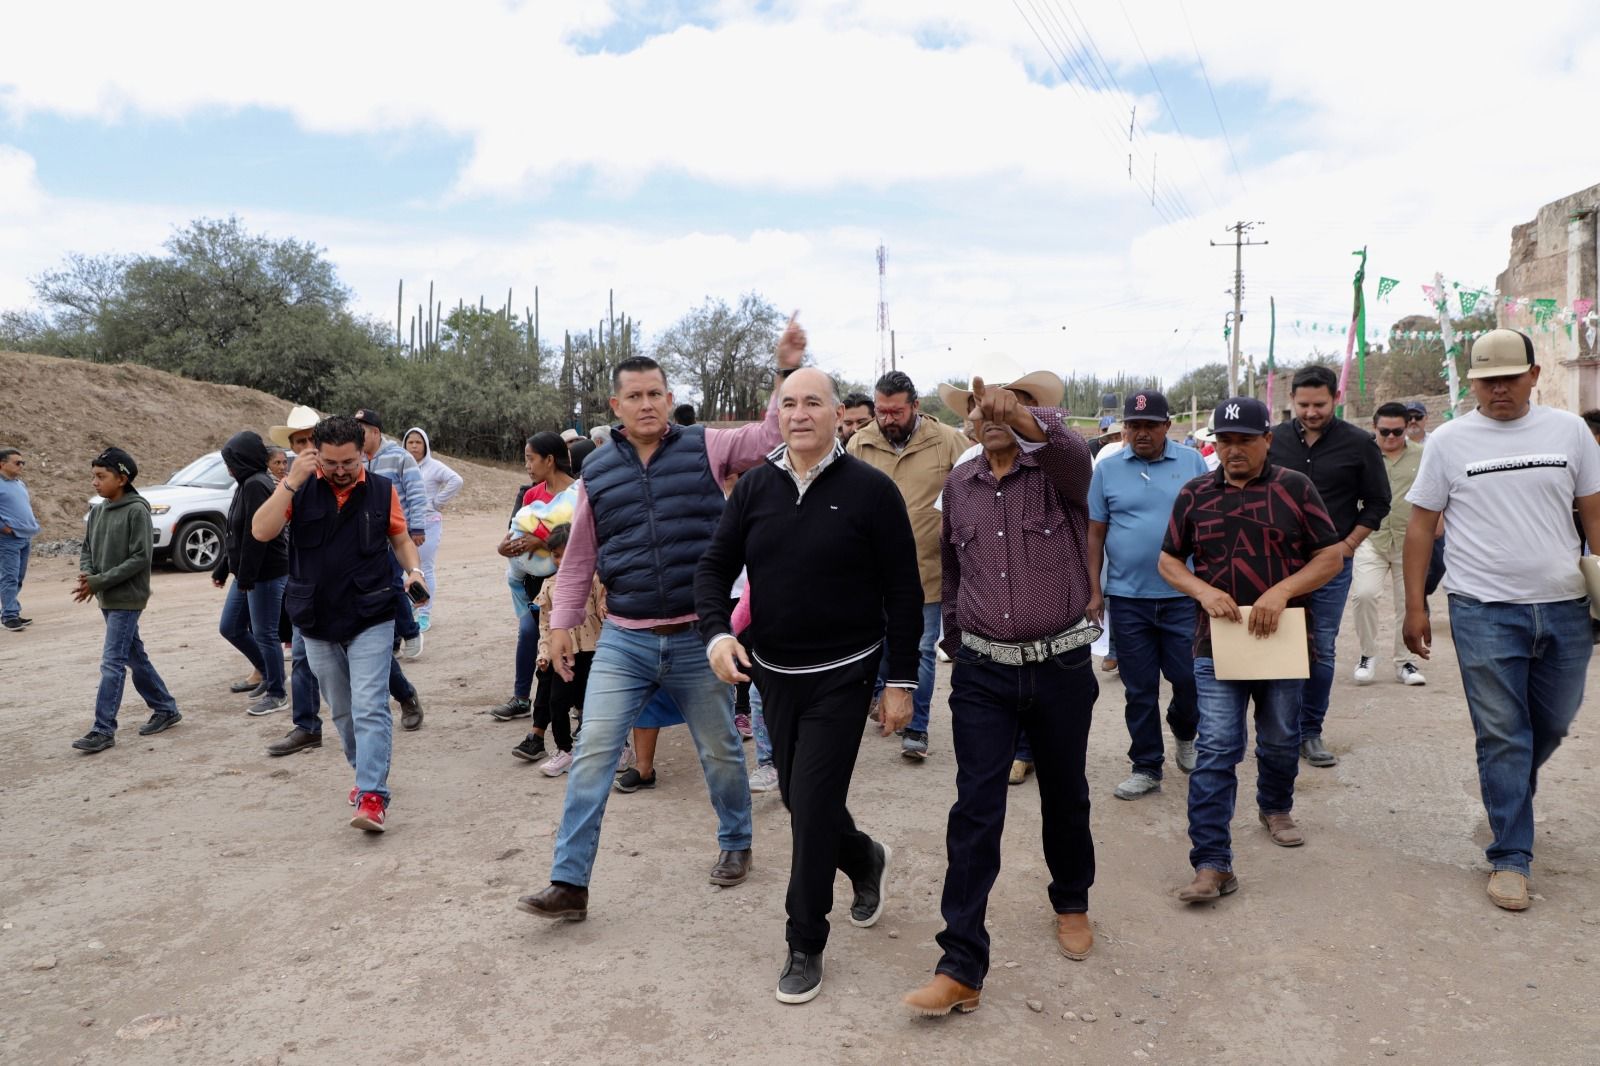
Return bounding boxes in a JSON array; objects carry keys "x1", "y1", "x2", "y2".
[{"x1": 406, "y1": 581, "x2": 431, "y2": 605}]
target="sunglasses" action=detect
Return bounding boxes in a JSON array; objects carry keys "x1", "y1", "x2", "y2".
[
  {"x1": 1405, "y1": 414, "x2": 1425, "y2": 422},
  {"x1": 1377, "y1": 427, "x2": 1406, "y2": 438}
]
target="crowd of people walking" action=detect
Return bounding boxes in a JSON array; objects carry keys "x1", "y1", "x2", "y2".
[{"x1": 4, "y1": 322, "x2": 1595, "y2": 1007}]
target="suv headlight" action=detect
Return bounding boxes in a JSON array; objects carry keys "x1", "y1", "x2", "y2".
[{"x1": 149, "y1": 504, "x2": 171, "y2": 516}]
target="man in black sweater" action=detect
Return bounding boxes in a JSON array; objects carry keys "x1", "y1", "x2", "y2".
[{"x1": 696, "y1": 367, "x2": 924, "y2": 1007}]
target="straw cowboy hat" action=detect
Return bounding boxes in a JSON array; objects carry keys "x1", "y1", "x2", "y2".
[
  {"x1": 269, "y1": 405, "x2": 322, "y2": 449},
  {"x1": 937, "y1": 353, "x2": 1065, "y2": 414}
]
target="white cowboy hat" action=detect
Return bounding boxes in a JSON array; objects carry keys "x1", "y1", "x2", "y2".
[
  {"x1": 269, "y1": 405, "x2": 322, "y2": 449},
  {"x1": 937, "y1": 353, "x2": 1065, "y2": 414},
  {"x1": 1193, "y1": 414, "x2": 1217, "y2": 444}
]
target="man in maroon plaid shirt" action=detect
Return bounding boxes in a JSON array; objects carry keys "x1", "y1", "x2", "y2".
[{"x1": 905, "y1": 373, "x2": 1100, "y2": 1018}]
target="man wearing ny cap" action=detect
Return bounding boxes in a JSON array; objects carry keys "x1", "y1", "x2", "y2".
[
  {"x1": 1160, "y1": 398, "x2": 1343, "y2": 903},
  {"x1": 905, "y1": 369, "x2": 1098, "y2": 1018},
  {"x1": 1267, "y1": 365, "x2": 1391, "y2": 769},
  {"x1": 1085, "y1": 390, "x2": 1208, "y2": 801},
  {"x1": 1401, "y1": 328, "x2": 1600, "y2": 912}
]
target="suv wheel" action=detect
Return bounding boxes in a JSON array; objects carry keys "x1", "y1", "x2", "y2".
[{"x1": 171, "y1": 519, "x2": 224, "y2": 572}]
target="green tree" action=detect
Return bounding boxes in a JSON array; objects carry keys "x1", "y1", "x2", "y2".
[
  {"x1": 653, "y1": 293, "x2": 782, "y2": 421},
  {"x1": 1167, "y1": 362, "x2": 1230, "y2": 412}
]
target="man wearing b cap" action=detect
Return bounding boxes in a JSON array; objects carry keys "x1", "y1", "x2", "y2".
[
  {"x1": 1159, "y1": 397, "x2": 1343, "y2": 903},
  {"x1": 1086, "y1": 390, "x2": 1208, "y2": 801},
  {"x1": 1402, "y1": 329, "x2": 1600, "y2": 911}
]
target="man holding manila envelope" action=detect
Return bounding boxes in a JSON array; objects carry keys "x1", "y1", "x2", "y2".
[{"x1": 1157, "y1": 397, "x2": 1344, "y2": 903}]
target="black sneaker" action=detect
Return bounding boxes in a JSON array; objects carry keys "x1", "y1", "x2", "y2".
[
  {"x1": 489, "y1": 697, "x2": 532, "y2": 721},
  {"x1": 511, "y1": 734, "x2": 548, "y2": 762},
  {"x1": 850, "y1": 841, "x2": 892, "y2": 928},
  {"x1": 71, "y1": 731, "x2": 115, "y2": 753},
  {"x1": 2, "y1": 617, "x2": 26, "y2": 632},
  {"x1": 775, "y1": 949, "x2": 824, "y2": 1004},
  {"x1": 400, "y1": 691, "x2": 424, "y2": 730},
  {"x1": 613, "y1": 767, "x2": 657, "y2": 793},
  {"x1": 137, "y1": 710, "x2": 183, "y2": 736}
]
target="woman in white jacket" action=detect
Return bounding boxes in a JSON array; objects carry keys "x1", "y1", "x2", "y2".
[{"x1": 403, "y1": 427, "x2": 464, "y2": 631}]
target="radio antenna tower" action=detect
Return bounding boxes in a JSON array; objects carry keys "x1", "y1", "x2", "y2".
[{"x1": 876, "y1": 243, "x2": 891, "y2": 382}]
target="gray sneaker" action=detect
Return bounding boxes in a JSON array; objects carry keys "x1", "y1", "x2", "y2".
[
  {"x1": 1175, "y1": 739, "x2": 1197, "y2": 773},
  {"x1": 749, "y1": 764, "x2": 779, "y2": 793},
  {"x1": 401, "y1": 633, "x2": 423, "y2": 661},
  {"x1": 246, "y1": 693, "x2": 288, "y2": 716},
  {"x1": 1113, "y1": 771, "x2": 1161, "y2": 800},
  {"x1": 900, "y1": 729, "x2": 929, "y2": 760}
]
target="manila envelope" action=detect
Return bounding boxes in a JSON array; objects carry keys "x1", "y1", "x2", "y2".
[
  {"x1": 1211, "y1": 607, "x2": 1310, "y2": 681},
  {"x1": 1580, "y1": 556, "x2": 1600, "y2": 621}
]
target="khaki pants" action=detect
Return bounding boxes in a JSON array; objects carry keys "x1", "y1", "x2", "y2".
[{"x1": 1351, "y1": 540, "x2": 1412, "y2": 664}]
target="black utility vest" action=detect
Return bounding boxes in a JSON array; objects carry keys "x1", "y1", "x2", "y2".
[
  {"x1": 582, "y1": 425, "x2": 726, "y2": 619},
  {"x1": 285, "y1": 472, "x2": 397, "y2": 643}
]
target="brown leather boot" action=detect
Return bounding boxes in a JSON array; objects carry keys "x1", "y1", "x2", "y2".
[
  {"x1": 516, "y1": 883, "x2": 589, "y2": 921},
  {"x1": 1055, "y1": 913, "x2": 1093, "y2": 960},
  {"x1": 904, "y1": 974, "x2": 982, "y2": 1017},
  {"x1": 710, "y1": 849, "x2": 753, "y2": 886},
  {"x1": 1259, "y1": 811, "x2": 1305, "y2": 847},
  {"x1": 1176, "y1": 868, "x2": 1239, "y2": 903}
]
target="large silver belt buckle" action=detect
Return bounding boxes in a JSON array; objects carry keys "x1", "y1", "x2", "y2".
[{"x1": 989, "y1": 641, "x2": 1023, "y2": 666}]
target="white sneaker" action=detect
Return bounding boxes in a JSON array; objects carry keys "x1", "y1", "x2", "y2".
[
  {"x1": 540, "y1": 750, "x2": 573, "y2": 777},
  {"x1": 936, "y1": 646, "x2": 950, "y2": 663},
  {"x1": 401, "y1": 633, "x2": 423, "y2": 661},
  {"x1": 749, "y1": 764, "x2": 779, "y2": 793},
  {"x1": 1396, "y1": 662, "x2": 1426, "y2": 686},
  {"x1": 1113, "y1": 771, "x2": 1160, "y2": 800},
  {"x1": 1175, "y1": 739, "x2": 1197, "y2": 773},
  {"x1": 615, "y1": 743, "x2": 636, "y2": 775},
  {"x1": 1353, "y1": 656, "x2": 1375, "y2": 685}
]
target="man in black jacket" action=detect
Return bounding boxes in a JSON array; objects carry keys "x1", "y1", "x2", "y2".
[
  {"x1": 696, "y1": 367, "x2": 924, "y2": 1006},
  {"x1": 1266, "y1": 365, "x2": 1390, "y2": 768},
  {"x1": 213, "y1": 431, "x2": 291, "y2": 716}
]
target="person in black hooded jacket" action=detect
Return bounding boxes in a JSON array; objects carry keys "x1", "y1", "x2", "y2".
[{"x1": 213, "y1": 431, "x2": 291, "y2": 715}]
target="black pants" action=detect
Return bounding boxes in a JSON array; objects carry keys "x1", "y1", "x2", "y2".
[
  {"x1": 935, "y1": 644, "x2": 1097, "y2": 990},
  {"x1": 532, "y1": 665, "x2": 553, "y2": 730},
  {"x1": 751, "y1": 654, "x2": 880, "y2": 955},
  {"x1": 547, "y1": 651, "x2": 594, "y2": 752}
]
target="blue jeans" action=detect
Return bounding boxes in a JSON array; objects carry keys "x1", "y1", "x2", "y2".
[
  {"x1": 549, "y1": 620, "x2": 753, "y2": 886},
  {"x1": 1108, "y1": 596, "x2": 1199, "y2": 778},
  {"x1": 92, "y1": 609, "x2": 178, "y2": 735},
  {"x1": 1300, "y1": 555, "x2": 1354, "y2": 740},
  {"x1": 935, "y1": 645, "x2": 1097, "y2": 989},
  {"x1": 875, "y1": 601, "x2": 941, "y2": 734},
  {"x1": 509, "y1": 576, "x2": 539, "y2": 700},
  {"x1": 0, "y1": 534, "x2": 29, "y2": 620},
  {"x1": 289, "y1": 627, "x2": 321, "y2": 735},
  {"x1": 1187, "y1": 658, "x2": 1301, "y2": 873},
  {"x1": 218, "y1": 576, "x2": 287, "y2": 698},
  {"x1": 303, "y1": 621, "x2": 396, "y2": 800},
  {"x1": 1447, "y1": 595, "x2": 1591, "y2": 875},
  {"x1": 751, "y1": 680, "x2": 773, "y2": 767}
]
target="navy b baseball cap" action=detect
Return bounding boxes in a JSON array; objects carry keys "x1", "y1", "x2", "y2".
[
  {"x1": 1211, "y1": 396, "x2": 1271, "y2": 436},
  {"x1": 1123, "y1": 389, "x2": 1171, "y2": 422}
]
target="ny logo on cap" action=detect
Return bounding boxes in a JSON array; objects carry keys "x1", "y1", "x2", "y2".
[
  {"x1": 1225, "y1": 403, "x2": 1240, "y2": 420},
  {"x1": 1134, "y1": 394, "x2": 1148, "y2": 411}
]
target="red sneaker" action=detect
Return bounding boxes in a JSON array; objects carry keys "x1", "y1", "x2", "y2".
[{"x1": 350, "y1": 792, "x2": 386, "y2": 832}]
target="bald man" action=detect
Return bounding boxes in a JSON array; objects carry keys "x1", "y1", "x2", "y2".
[{"x1": 696, "y1": 367, "x2": 924, "y2": 1005}]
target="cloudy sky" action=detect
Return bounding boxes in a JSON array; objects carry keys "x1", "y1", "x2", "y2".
[{"x1": 2, "y1": 0, "x2": 1597, "y2": 394}]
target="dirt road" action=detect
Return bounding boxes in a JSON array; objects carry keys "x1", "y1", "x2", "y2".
[{"x1": 3, "y1": 509, "x2": 1598, "y2": 1065}]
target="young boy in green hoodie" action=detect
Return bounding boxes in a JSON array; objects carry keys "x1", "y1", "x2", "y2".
[{"x1": 71, "y1": 447, "x2": 182, "y2": 753}]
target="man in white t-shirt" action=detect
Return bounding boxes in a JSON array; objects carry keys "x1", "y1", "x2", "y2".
[{"x1": 1401, "y1": 328, "x2": 1600, "y2": 913}]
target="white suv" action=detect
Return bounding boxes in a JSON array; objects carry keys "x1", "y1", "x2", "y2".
[{"x1": 87, "y1": 452, "x2": 235, "y2": 572}]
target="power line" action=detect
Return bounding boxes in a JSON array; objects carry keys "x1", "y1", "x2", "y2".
[
  {"x1": 1116, "y1": 1, "x2": 1224, "y2": 213},
  {"x1": 1177, "y1": 0, "x2": 1246, "y2": 193}
]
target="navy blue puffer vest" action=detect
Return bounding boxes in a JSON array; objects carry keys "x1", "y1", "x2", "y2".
[
  {"x1": 285, "y1": 472, "x2": 398, "y2": 643},
  {"x1": 582, "y1": 425, "x2": 726, "y2": 619}
]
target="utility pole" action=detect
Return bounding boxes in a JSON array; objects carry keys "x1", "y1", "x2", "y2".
[
  {"x1": 1211, "y1": 221, "x2": 1268, "y2": 395},
  {"x1": 890, "y1": 329, "x2": 897, "y2": 372}
]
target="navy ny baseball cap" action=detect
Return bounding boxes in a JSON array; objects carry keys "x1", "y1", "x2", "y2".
[{"x1": 1211, "y1": 396, "x2": 1271, "y2": 436}]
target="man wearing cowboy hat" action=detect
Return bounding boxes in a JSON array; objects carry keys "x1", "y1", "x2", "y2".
[
  {"x1": 906, "y1": 364, "x2": 1100, "y2": 1018},
  {"x1": 266, "y1": 405, "x2": 326, "y2": 756},
  {"x1": 849, "y1": 370, "x2": 970, "y2": 760},
  {"x1": 269, "y1": 405, "x2": 322, "y2": 454},
  {"x1": 562, "y1": 428, "x2": 596, "y2": 475}
]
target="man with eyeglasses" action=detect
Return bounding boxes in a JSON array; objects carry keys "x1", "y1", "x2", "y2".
[
  {"x1": 0, "y1": 447, "x2": 40, "y2": 632},
  {"x1": 1348, "y1": 403, "x2": 1427, "y2": 687},
  {"x1": 848, "y1": 371, "x2": 969, "y2": 760}
]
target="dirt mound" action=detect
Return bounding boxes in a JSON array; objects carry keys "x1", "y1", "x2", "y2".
[{"x1": 0, "y1": 350, "x2": 522, "y2": 538}]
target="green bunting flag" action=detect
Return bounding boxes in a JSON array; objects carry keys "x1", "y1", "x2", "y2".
[
  {"x1": 1376, "y1": 277, "x2": 1400, "y2": 302},
  {"x1": 1459, "y1": 290, "x2": 1481, "y2": 316},
  {"x1": 1533, "y1": 298, "x2": 1558, "y2": 323}
]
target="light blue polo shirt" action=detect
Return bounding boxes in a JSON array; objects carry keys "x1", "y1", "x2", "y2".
[{"x1": 1089, "y1": 439, "x2": 1208, "y2": 598}]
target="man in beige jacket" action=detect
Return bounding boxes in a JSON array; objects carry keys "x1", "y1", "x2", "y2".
[{"x1": 848, "y1": 370, "x2": 970, "y2": 759}]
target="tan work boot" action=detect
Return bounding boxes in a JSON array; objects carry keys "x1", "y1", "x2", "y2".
[
  {"x1": 1486, "y1": 870, "x2": 1530, "y2": 911},
  {"x1": 1008, "y1": 759, "x2": 1033, "y2": 785},
  {"x1": 1259, "y1": 811, "x2": 1305, "y2": 847},
  {"x1": 1055, "y1": 913, "x2": 1093, "y2": 960},
  {"x1": 904, "y1": 974, "x2": 982, "y2": 1017},
  {"x1": 1176, "y1": 868, "x2": 1239, "y2": 903}
]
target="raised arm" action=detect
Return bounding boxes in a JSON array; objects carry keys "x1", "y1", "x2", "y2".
[{"x1": 705, "y1": 312, "x2": 807, "y2": 479}]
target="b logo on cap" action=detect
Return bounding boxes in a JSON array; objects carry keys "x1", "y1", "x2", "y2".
[
  {"x1": 1134, "y1": 394, "x2": 1148, "y2": 411},
  {"x1": 1225, "y1": 403, "x2": 1240, "y2": 420}
]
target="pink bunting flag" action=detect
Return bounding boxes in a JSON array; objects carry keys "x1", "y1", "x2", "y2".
[
  {"x1": 1421, "y1": 284, "x2": 1437, "y2": 305},
  {"x1": 1575, "y1": 298, "x2": 1595, "y2": 321}
]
